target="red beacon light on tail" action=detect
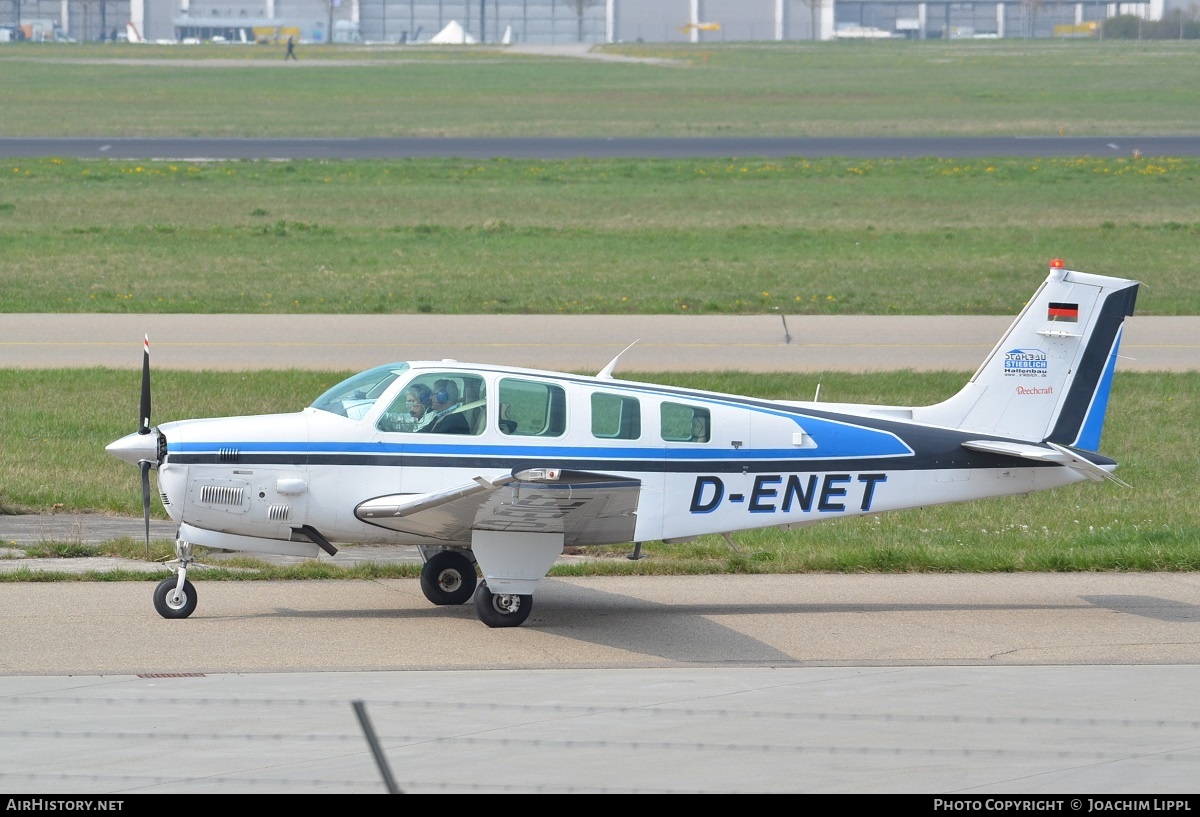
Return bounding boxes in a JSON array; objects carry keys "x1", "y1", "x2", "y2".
[{"x1": 1050, "y1": 258, "x2": 1065, "y2": 269}]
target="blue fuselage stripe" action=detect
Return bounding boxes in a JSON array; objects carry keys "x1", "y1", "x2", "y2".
[{"x1": 170, "y1": 440, "x2": 913, "y2": 462}]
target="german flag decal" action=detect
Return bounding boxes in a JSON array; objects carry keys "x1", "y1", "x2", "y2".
[{"x1": 1047, "y1": 302, "x2": 1079, "y2": 322}]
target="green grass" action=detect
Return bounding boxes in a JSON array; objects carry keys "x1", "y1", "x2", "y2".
[
  {"x1": 1, "y1": 369, "x2": 1196, "y2": 578},
  {"x1": 3, "y1": 156, "x2": 1200, "y2": 314},
  {"x1": 1, "y1": 40, "x2": 1199, "y2": 137}
]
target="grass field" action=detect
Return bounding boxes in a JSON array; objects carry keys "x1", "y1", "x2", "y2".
[
  {"x1": 3, "y1": 155, "x2": 1199, "y2": 315},
  {"x1": 1, "y1": 40, "x2": 1199, "y2": 137}
]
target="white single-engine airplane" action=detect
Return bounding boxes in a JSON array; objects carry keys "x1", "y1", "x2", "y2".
[{"x1": 108, "y1": 260, "x2": 1138, "y2": 627}]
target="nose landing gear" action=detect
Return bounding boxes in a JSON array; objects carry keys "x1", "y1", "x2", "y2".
[
  {"x1": 152, "y1": 540, "x2": 198, "y2": 619},
  {"x1": 153, "y1": 576, "x2": 197, "y2": 619}
]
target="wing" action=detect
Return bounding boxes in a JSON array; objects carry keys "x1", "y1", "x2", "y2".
[
  {"x1": 355, "y1": 468, "x2": 641, "y2": 546},
  {"x1": 961, "y1": 439, "x2": 1130, "y2": 487}
]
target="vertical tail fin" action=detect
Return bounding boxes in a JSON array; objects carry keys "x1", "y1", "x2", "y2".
[{"x1": 915, "y1": 260, "x2": 1139, "y2": 451}]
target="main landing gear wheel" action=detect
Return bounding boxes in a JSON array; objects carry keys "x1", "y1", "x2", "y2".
[
  {"x1": 473, "y1": 581, "x2": 532, "y2": 628},
  {"x1": 153, "y1": 576, "x2": 197, "y2": 619},
  {"x1": 420, "y1": 550, "x2": 478, "y2": 606}
]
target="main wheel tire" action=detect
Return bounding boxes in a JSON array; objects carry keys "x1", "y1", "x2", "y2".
[
  {"x1": 473, "y1": 581, "x2": 532, "y2": 628},
  {"x1": 420, "y1": 550, "x2": 478, "y2": 606},
  {"x1": 153, "y1": 576, "x2": 197, "y2": 619}
]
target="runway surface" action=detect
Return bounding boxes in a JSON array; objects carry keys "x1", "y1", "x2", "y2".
[{"x1": 3, "y1": 314, "x2": 1198, "y2": 372}]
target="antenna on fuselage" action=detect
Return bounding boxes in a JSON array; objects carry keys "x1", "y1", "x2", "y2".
[{"x1": 597, "y1": 340, "x2": 639, "y2": 380}]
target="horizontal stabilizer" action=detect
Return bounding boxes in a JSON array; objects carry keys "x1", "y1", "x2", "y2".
[{"x1": 962, "y1": 439, "x2": 1130, "y2": 487}]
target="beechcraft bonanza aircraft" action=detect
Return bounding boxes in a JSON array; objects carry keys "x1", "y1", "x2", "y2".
[{"x1": 108, "y1": 260, "x2": 1138, "y2": 627}]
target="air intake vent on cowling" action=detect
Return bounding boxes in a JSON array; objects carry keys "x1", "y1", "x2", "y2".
[
  {"x1": 160, "y1": 492, "x2": 172, "y2": 507},
  {"x1": 267, "y1": 504, "x2": 291, "y2": 522},
  {"x1": 200, "y1": 485, "x2": 245, "y2": 506},
  {"x1": 218, "y1": 448, "x2": 239, "y2": 462}
]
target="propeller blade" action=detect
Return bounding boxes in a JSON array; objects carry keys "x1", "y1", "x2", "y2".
[
  {"x1": 140, "y1": 460, "x2": 152, "y2": 558},
  {"x1": 139, "y1": 334, "x2": 151, "y2": 435}
]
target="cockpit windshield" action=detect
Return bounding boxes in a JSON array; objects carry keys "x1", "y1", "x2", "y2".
[{"x1": 310, "y1": 363, "x2": 410, "y2": 420}]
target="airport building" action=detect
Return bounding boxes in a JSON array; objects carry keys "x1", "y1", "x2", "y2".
[{"x1": 0, "y1": 0, "x2": 1179, "y2": 46}]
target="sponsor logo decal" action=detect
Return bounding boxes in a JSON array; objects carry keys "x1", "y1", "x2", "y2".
[{"x1": 1003, "y1": 348, "x2": 1048, "y2": 378}]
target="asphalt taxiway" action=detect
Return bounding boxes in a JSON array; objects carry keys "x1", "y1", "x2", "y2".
[
  {"x1": 2, "y1": 574, "x2": 1200, "y2": 794},
  {"x1": 3, "y1": 313, "x2": 1198, "y2": 372},
  {"x1": 5, "y1": 135, "x2": 1200, "y2": 161}
]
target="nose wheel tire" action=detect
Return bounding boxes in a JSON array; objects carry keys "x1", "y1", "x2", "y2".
[
  {"x1": 473, "y1": 581, "x2": 533, "y2": 628},
  {"x1": 420, "y1": 550, "x2": 478, "y2": 606},
  {"x1": 153, "y1": 576, "x2": 198, "y2": 619}
]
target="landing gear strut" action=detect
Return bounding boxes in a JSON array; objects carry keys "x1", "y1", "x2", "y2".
[{"x1": 153, "y1": 540, "x2": 198, "y2": 619}]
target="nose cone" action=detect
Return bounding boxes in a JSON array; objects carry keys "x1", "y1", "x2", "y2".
[{"x1": 107, "y1": 431, "x2": 159, "y2": 466}]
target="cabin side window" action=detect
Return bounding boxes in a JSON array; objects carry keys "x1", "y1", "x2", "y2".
[
  {"x1": 590, "y1": 392, "x2": 641, "y2": 440},
  {"x1": 377, "y1": 373, "x2": 486, "y2": 435},
  {"x1": 661, "y1": 402, "x2": 710, "y2": 443},
  {"x1": 498, "y1": 378, "x2": 566, "y2": 437}
]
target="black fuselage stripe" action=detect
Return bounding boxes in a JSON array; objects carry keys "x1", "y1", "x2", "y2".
[{"x1": 170, "y1": 450, "x2": 1068, "y2": 473}]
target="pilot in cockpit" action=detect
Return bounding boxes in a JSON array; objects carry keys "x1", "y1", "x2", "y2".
[{"x1": 426, "y1": 380, "x2": 470, "y2": 434}]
